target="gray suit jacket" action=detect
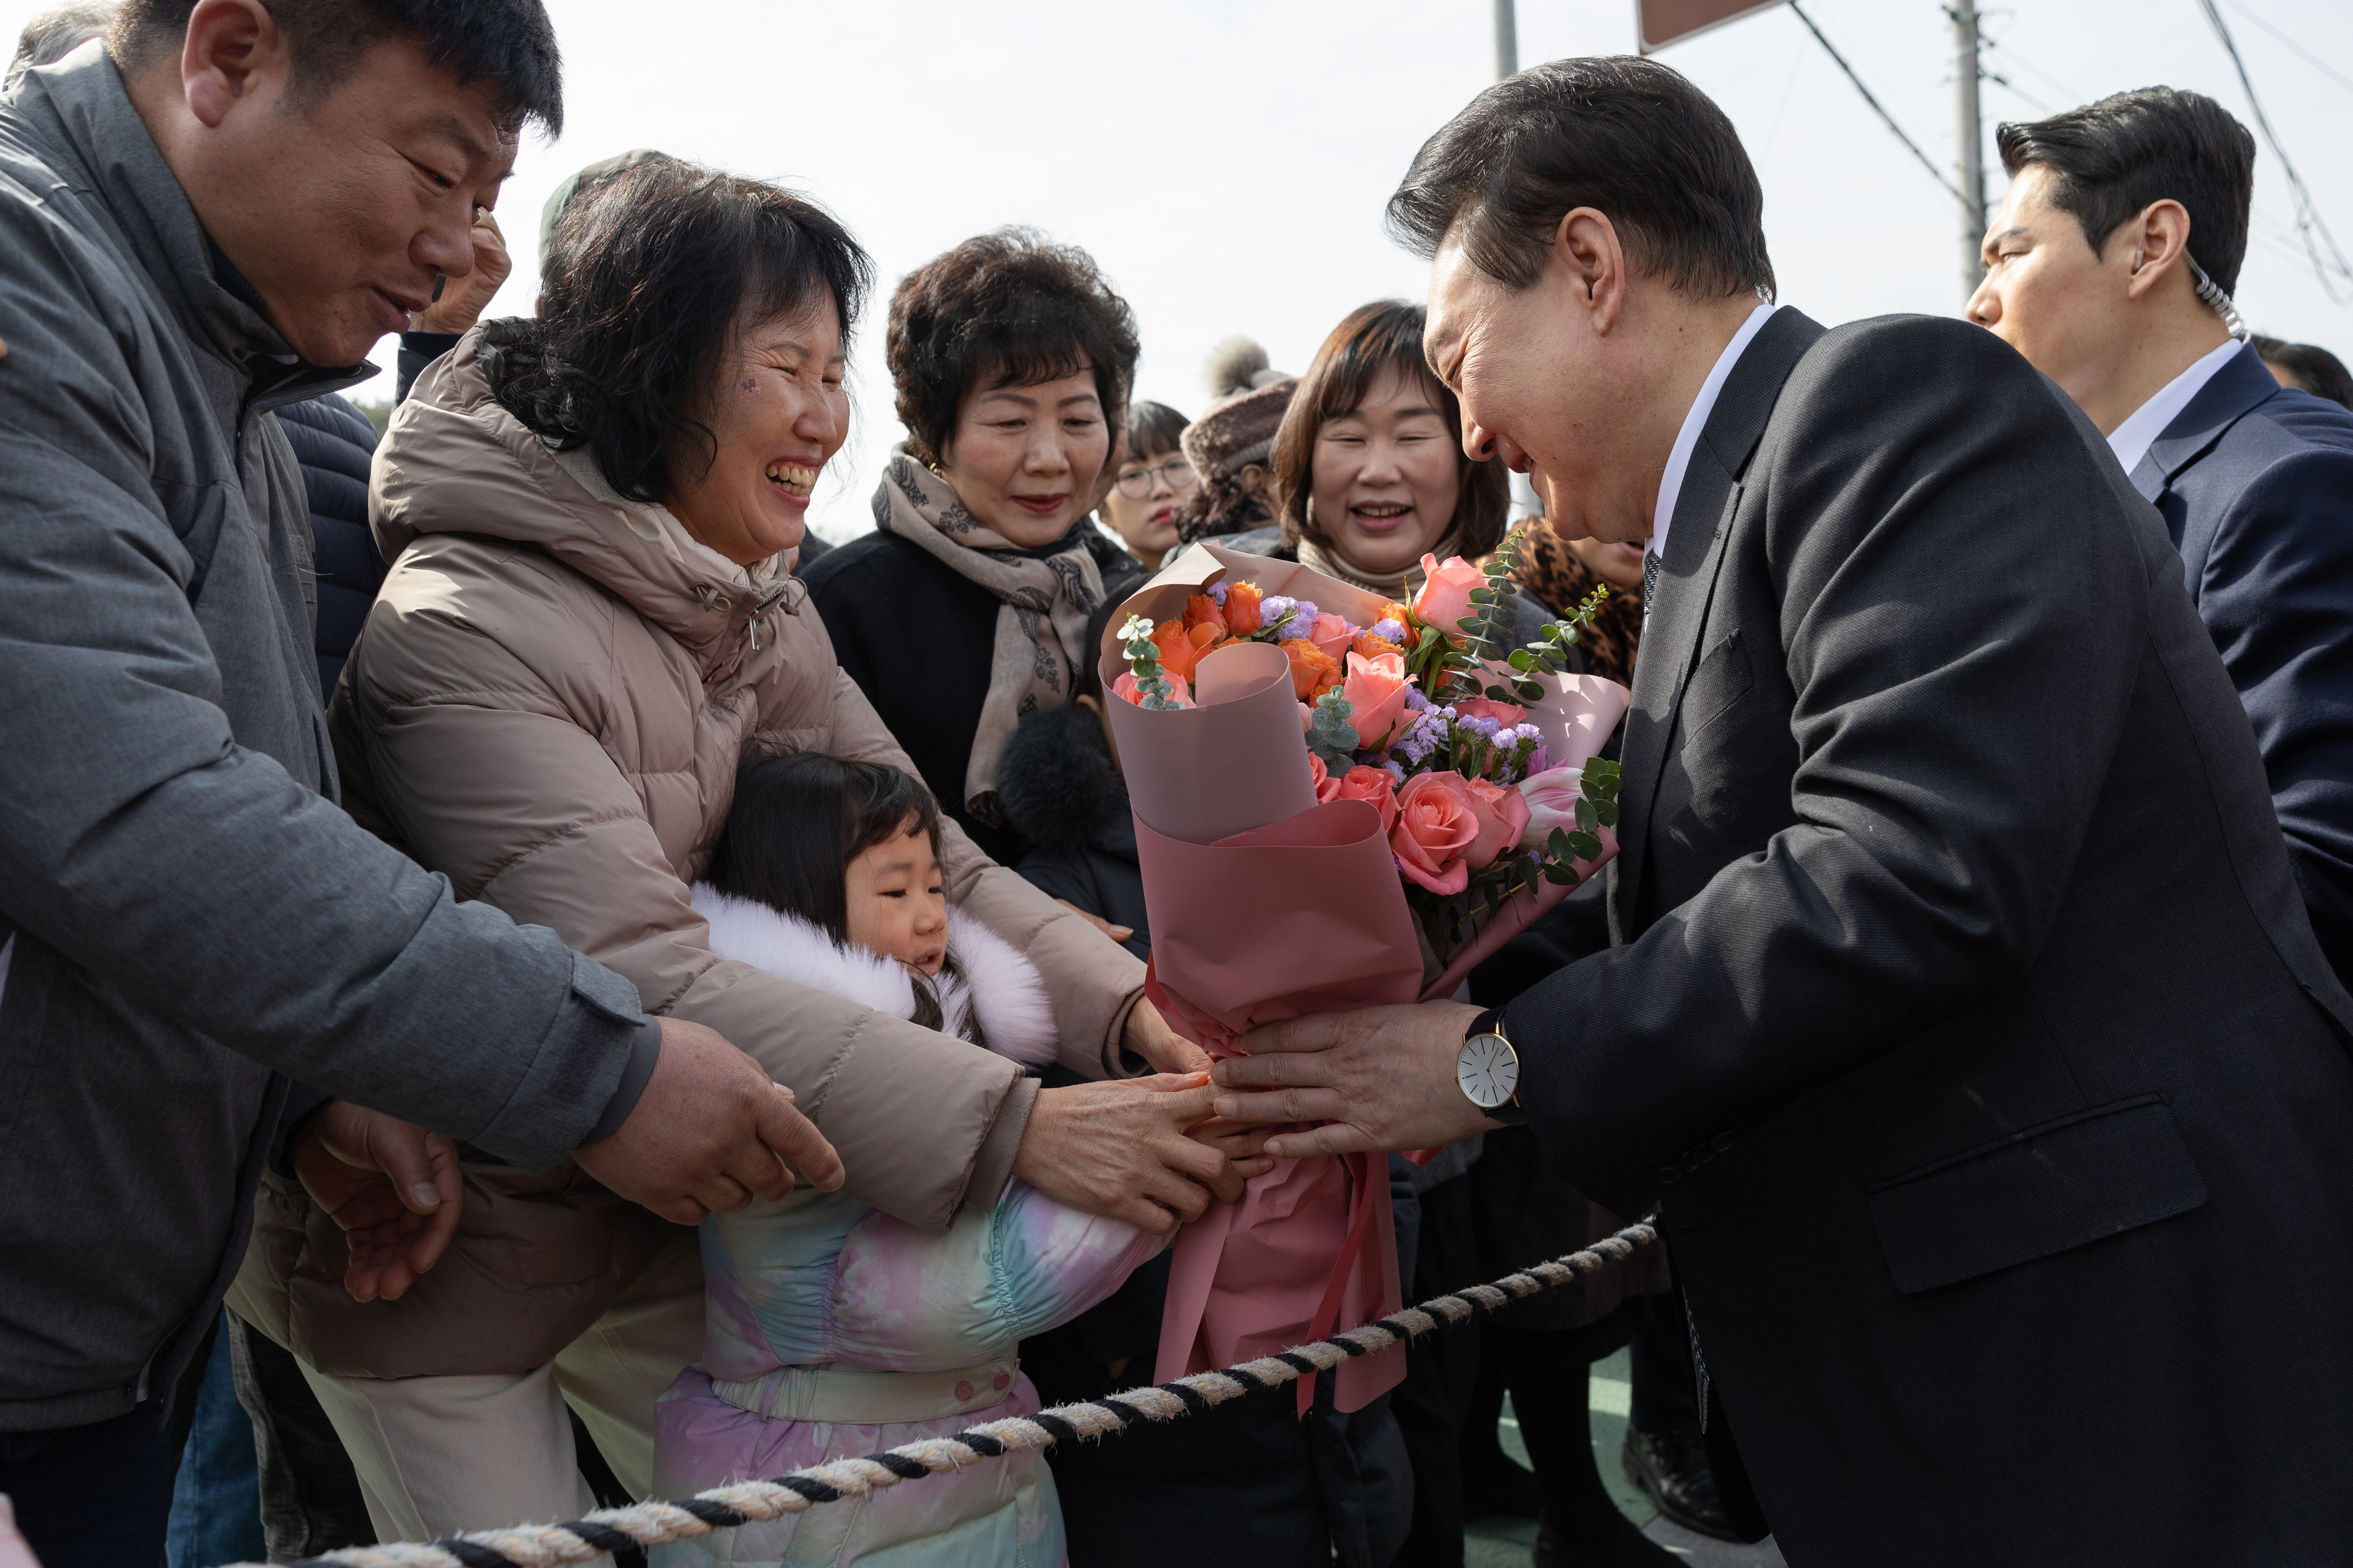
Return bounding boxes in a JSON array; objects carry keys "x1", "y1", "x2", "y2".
[
  {"x1": 0, "y1": 50, "x2": 647, "y2": 1432},
  {"x1": 1505, "y1": 309, "x2": 2353, "y2": 1563}
]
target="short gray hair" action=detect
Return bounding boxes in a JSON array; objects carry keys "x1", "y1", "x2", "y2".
[{"x1": 7, "y1": 2, "x2": 114, "y2": 91}]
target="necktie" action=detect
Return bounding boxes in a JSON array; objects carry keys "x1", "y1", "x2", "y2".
[{"x1": 1642, "y1": 545, "x2": 1661, "y2": 628}]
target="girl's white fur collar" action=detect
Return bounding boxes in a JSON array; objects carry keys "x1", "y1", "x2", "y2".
[{"x1": 689, "y1": 885, "x2": 1057, "y2": 1069}]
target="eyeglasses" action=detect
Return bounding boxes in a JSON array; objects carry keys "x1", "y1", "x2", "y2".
[{"x1": 1114, "y1": 456, "x2": 1198, "y2": 499}]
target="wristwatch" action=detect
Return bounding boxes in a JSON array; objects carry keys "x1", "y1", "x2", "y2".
[{"x1": 1455, "y1": 1007, "x2": 1528, "y2": 1126}]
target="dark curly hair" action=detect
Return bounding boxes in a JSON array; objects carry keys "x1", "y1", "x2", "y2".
[
  {"x1": 1271, "y1": 300, "x2": 1509, "y2": 560},
  {"x1": 887, "y1": 228, "x2": 1139, "y2": 466},
  {"x1": 484, "y1": 158, "x2": 872, "y2": 504}
]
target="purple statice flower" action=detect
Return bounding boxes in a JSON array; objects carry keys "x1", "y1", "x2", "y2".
[
  {"x1": 1293, "y1": 599, "x2": 1319, "y2": 629},
  {"x1": 1208, "y1": 581, "x2": 1230, "y2": 606},
  {"x1": 1397, "y1": 708, "x2": 1451, "y2": 766},
  {"x1": 1259, "y1": 596, "x2": 1299, "y2": 634},
  {"x1": 1371, "y1": 618, "x2": 1405, "y2": 643},
  {"x1": 1461, "y1": 714, "x2": 1502, "y2": 739},
  {"x1": 1403, "y1": 686, "x2": 1433, "y2": 712},
  {"x1": 1382, "y1": 760, "x2": 1407, "y2": 786}
]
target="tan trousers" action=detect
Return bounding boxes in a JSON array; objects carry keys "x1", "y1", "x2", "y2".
[{"x1": 300, "y1": 1230, "x2": 704, "y2": 1542}]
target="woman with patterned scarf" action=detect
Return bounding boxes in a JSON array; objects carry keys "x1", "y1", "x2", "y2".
[{"x1": 805, "y1": 229, "x2": 1139, "y2": 869}]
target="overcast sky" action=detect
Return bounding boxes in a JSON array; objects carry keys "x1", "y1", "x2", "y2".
[{"x1": 15, "y1": 0, "x2": 2351, "y2": 541}]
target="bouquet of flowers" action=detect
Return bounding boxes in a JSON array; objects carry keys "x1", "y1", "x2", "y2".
[{"x1": 1095, "y1": 528, "x2": 1632, "y2": 1417}]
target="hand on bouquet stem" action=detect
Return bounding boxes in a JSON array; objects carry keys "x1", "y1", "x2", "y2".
[
  {"x1": 1122, "y1": 997, "x2": 1214, "y2": 1076},
  {"x1": 294, "y1": 1102, "x2": 463, "y2": 1304},
  {"x1": 1015, "y1": 1073, "x2": 1242, "y2": 1235},
  {"x1": 1208, "y1": 1001, "x2": 1498, "y2": 1158}
]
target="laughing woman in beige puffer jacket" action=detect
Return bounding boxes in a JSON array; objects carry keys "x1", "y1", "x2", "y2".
[{"x1": 229, "y1": 162, "x2": 1254, "y2": 1545}]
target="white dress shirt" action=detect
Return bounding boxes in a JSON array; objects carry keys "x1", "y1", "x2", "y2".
[
  {"x1": 2106, "y1": 338, "x2": 2242, "y2": 478},
  {"x1": 1648, "y1": 301, "x2": 1781, "y2": 565}
]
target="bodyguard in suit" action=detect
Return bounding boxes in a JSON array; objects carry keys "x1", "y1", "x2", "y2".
[
  {"x1": 1208, "y1": 58, "x2": 2353, "y2": 1566},
  {"x1": 1968, "y1": 88, "x2": 2353, "y2": 990}
]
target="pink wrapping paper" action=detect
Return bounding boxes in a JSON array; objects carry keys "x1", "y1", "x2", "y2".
[{"x1": 1099, "y1": 543, "x2": 1630, "y2": 1416}]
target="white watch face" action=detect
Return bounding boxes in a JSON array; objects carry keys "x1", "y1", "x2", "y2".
[{"x1": 1457, "y1": 1033, "x2": 1519, "y2": 1110}]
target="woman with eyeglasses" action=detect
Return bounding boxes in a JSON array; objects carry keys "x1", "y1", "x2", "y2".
[{"x1": 1099, "y1": 401, "x2": 1193, "y2": 569}]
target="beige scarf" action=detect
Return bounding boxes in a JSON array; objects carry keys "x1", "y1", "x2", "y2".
[
  {"x1": 872, "y1": 447, "x2": 1104, "y2": 825},
  {"x1": 1295, "y1": 528, "x2": 1464, "y2": 603}
]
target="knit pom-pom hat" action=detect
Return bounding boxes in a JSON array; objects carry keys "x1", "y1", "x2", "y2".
[
  {"x1": 1181, "y1": 338, "x2": 1297, "y2": 482},
  {"x1": 1174, "y1": 338, "x2": 1297, "y2": 543}
]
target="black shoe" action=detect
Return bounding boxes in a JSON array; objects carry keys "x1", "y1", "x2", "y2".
[
  {"x1": 1532, "y1": 1510, "x2": 1678, "y2": 1567},
  {"x1": 1621, "y1": 1427, "x2": 1737, "y2": 1543}
]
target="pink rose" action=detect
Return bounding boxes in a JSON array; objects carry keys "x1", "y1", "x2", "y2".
[
  {"x1": 1342, "y1": 650, "x2": 1415, "y2": 751},
  {"x1": 1453, "y1": 696, "x2": 1526, "y2": 729},
  {"x1": 1307, "y1": 752, "x2": 1344, "y2": 804},
  {"x1": 1414, "y1": 553, "x2": 1487, "y2": 635},
  {"x1": 1113, "y1": 670, "x2": 1194, "y2": 709},
  {"x1": 1515, "y1": 765, "x2": 1586, "y2": 848},
  {"x1": 1462, "y1": 776, "x2": 1532, "y2": 868},
  {"x1": 1335, "y1": 765, "x2": 1401, "y2": 835},
  {"x1": 1389, "y1": 771, "x2": 1480, "y2": 895},
  {"x1": 1310, "y1": 610, "x2": 1355, "y2": 666}
]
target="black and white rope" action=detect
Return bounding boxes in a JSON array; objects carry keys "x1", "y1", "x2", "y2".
[{"x1": 245, "y1": 1217, "x2": 1658, "y2": 1568}]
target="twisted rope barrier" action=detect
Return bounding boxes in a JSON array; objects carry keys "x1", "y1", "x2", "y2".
[{"x1": 248, "y1": 1217, "x2": 1659, "y2": 1568}]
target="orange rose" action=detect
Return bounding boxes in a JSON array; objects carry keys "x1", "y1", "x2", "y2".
[
  {"x1": 1225, "y1": 581, "x2": 1265, "y2": 635},
  {"x1": 1335, "y1": 765, "x2": 1401, "y2": 835},
  {"x1": 1378, "y1": 600, "x2": 1415, "y2": 630},
  {"x1": 1281, "y1": 636, "x2": 1341, "y2": 701},
  {"x1": 1389, "y1": 771, "x2": 1480, "y2": 895},
  {"x1": 1152, "y1": 619, "x2": 1217, "y2": 685},
  {"x1": 1182, "y1": 593, "x2": 1229, "y2": 638},
  {"x1": 1352, "y1": 630, "x2": 1404, "y2": 662}
]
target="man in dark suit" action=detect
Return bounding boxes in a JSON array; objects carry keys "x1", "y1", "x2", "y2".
[
  {"x1": 1967, "y1": 87, "x2": 2353, "y2": 991},
  {"x1": 1207, "y1": 58, "x2": 2353, "y2": 1565}
]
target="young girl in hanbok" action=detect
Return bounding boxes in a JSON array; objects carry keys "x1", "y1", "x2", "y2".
[{"x1": 652, "y1": 752, "x2": 1162, "y2": 1567}]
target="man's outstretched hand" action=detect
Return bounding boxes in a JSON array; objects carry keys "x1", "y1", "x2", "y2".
[
  {"x1": 295, "y1": 1101, "x2": 462, "y2": 1304},
  {"x1": 574, "y1": 1017, "x2": 844, "y2": 1225},
  {"x1": 1209, "y1": 1002, "x2": 1496, "y2": 1158}
]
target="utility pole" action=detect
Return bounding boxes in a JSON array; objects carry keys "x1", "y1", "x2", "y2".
[
  {"x1": 1952, "y1": 0, "x2": 1986, "y2": 301},
  {"x1": 1494, "y1": 0, "x2": 1517, "y2": 80}
]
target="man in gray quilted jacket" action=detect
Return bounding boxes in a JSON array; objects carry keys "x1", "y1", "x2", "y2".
[{"x1": 0, "y1": 4, "x2": 844, "y2": 1557}]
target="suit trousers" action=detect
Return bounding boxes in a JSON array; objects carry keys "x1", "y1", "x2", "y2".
[{"x1": 298, "y1": 1230, "x2": 702, "y2": 1542}]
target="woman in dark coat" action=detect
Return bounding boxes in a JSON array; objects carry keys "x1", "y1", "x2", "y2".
[{"x1": 803, "y1": 229, "x2": 1137, "y2": 869}]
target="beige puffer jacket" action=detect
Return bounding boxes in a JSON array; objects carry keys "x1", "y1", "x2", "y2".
[{"x1": 232, "y1": 331, "x2": 1146, "y2": 1378}]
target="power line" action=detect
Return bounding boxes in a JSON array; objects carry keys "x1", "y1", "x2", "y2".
[
  {"x1": 2197, "y1": 0, "x2": 2353, "y2": 303},
  {"x1": 2221, "y1": 0, "x2": 2353, "y2": 99},
  {"x1": 1978, "y1": 65, "x2": 2054, "y2": 115},
  {"x1": 1788, "y1": 1, "x2": 1968, "y2": 207}
]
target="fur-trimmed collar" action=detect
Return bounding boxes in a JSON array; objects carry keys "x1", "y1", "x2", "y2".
[{"x1": 689, "y1": 886, "x2": 1056, "y2": 1069}]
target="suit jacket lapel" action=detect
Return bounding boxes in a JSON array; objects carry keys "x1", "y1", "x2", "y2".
[
  {"x1": 1610, "y1": 309, "x2": 1827, "y2": 941},
  {"x1": 2128, "y1": 342, "x2": 2281, "y2": 503}
]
